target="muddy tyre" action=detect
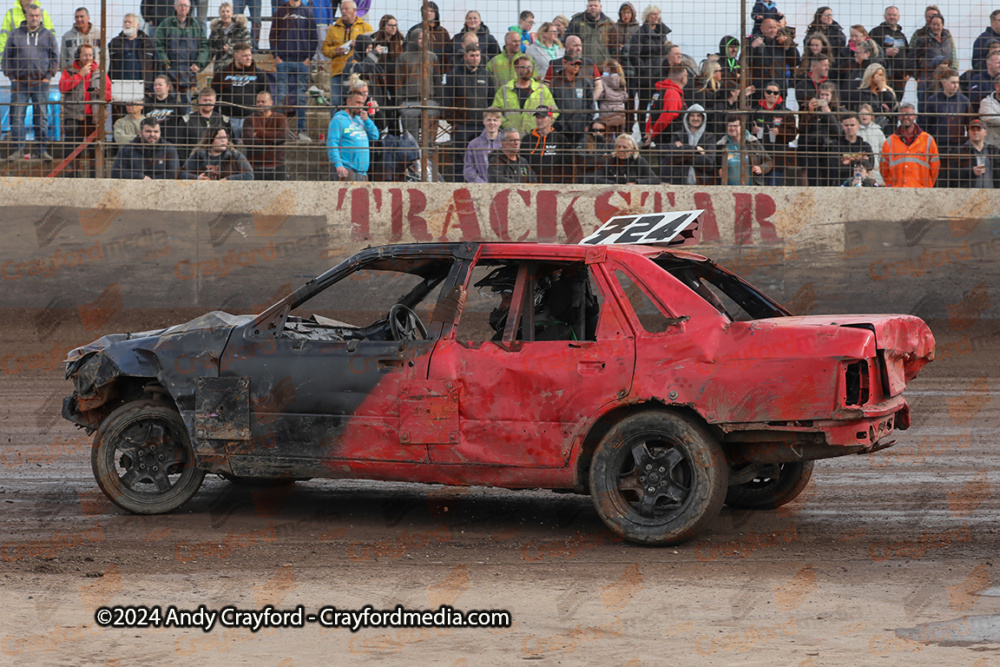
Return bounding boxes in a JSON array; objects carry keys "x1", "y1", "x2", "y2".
[
  {"x1": 92, "y1": 401, "x2": 205, "y2": 514},
  {"x1": 725, "y1": 461, "x2": 814, "y2": 510},
  {"x1": 589, "y1": 411, "x2": 728, "y2": 546}
]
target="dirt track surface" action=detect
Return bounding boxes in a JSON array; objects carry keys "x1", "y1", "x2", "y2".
[{"x1": 1, "y1": 315, "x2": 998, "y2": 666}]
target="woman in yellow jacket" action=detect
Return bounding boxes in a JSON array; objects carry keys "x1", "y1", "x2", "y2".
[{"x1": 322, "y1": 0, "x2": 372, "y2": 107}]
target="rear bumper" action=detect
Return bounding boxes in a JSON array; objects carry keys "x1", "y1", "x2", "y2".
[{"x1": 720, "y1": 396, "x2": 910, "y2": 462}]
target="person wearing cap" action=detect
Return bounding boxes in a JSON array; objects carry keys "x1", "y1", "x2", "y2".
[
  {"x1": 718, "y1": 35, "x2": 741, "y2": 78},
  {"x1": 545, "y1": 34, "x2": 600, "y2": 83},
  {"x1": 524, "y1": 105, "x2": 572, "y2": 183},
  {"x1": 488, "y1": 127, "x2": 537, "y2": 183},
  {"x1": 492, "y1": 53, "x2": 558, "y2": 136},
  {"x1": 549, "y1": 54, "x2": 594, "y2": 145},
  {"x1": 948, "y1": 116, "x2": 1000, "y2": 188}
]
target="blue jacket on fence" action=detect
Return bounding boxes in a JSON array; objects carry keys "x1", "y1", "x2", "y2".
[{"x1": 326, "y1": 109, "x2": 379, "y2": 173}]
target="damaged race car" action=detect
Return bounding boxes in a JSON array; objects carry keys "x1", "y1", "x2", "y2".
[{"x1": 63, "y1": 210, "x2": 935, "y2": 545}]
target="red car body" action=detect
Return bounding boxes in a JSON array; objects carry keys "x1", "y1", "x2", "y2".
[{"x1": 63, "y1": 239, "x2": 935, "y2": 544}]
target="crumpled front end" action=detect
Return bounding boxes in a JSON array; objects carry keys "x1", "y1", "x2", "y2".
[{"x1": 62, "y1": 312, "x2": 252, "y2": 431}]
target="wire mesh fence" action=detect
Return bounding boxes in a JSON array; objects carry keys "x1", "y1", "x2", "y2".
[{"x1": 0, "y1": 0, "x2": 997, "y2": 186}]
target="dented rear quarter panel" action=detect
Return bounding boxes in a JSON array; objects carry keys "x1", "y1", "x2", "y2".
[{"x1": 604, "y1": 251, "x2": 924, "y2": 426}]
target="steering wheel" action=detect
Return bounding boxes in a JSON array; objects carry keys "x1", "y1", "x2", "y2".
[{"x1": 388, "y1": 304, "x2": 427, "y2": 341}]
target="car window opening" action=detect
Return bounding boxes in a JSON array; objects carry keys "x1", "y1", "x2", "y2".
[
  {"x1": 652, "y1": 255, "x2": 789, "y2": 321},
  {"x1": 282, "y1": 258, "x2": 452, "y2": 342},
  {"x1": 460, "y1": 260, "x2": 601, "y2": 343}
]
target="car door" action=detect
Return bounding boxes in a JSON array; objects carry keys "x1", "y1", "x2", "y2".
[
  {"x1": 215, "y1": 252, "x2": 458, "y2": 476},
  {"x1": 425, "y1": 254, "x2": 636, "y2": 468}
]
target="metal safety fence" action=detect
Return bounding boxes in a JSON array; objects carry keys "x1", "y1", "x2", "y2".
[{"x1": 0, "y1": 0, "x2": 997, "y2": 186}]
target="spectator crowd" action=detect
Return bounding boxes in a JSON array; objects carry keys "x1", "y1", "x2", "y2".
[{"x1": 2, "y1": 0, "x2": 1000, "y2": 187}]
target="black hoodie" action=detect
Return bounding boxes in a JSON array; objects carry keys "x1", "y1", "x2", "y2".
[{"x1": 405, "y1": 1, "x2": 451, "y2": 60}]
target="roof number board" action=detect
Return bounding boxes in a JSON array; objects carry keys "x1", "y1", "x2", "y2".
[{"x1": 579, "y1": 210, "x2": 703, "y2": 246}]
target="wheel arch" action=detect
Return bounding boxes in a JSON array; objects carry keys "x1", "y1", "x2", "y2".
[
  {"x1": 67, "y1": 376, "x2": 180, "y2": 432},
  {"x1": 573, "y1": 400, "x2": 723, "y2": 492}
]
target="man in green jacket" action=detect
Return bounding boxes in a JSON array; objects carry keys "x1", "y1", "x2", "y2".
[
  {"x1": 0, "y1": 0, "x2": 54, "y2": 64},
  {"x1": 156, "y1": 0, "x2": 209, "y2": 99},
  {"x1": 491, "y1": 54, "x2": 558, "y2": 135},
  {"x1": 486, "y1": 31, "x2": 526, "y2": 88}
]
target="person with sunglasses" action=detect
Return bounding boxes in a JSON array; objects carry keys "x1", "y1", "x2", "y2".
[{"x1": 751, "y1": 81, "x2": 795, "y2": 185}]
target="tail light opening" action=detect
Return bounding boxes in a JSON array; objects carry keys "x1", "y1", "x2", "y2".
[{"x1": 845, "y1": 360, "x2": 870, "y2": 406}]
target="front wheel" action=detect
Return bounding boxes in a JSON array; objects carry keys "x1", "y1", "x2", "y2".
[
  {"x1": 725, "y1": 461, "x2": 814, "y2": 510},
  {"x1": 589, "y1": 411, "x2": 728, "y2": 546},
  {"x1": 92, "y1": 401, "x2": 205, "y2": 514}
]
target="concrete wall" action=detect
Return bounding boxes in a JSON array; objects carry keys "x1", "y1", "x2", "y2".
[{"x1": 0, "y1": 178, "x2": 997, "y2": 328}]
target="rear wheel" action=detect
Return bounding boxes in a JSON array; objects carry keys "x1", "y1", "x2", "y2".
[
  {"x1": 725, "y1": 461, "x2": 814, "y2": 510},
  {"x1": 589, "y1": 411, "x2": 728, "y2": 546},
  {"x1": 92, "y1": 401, "x2": 205, "y2": 514}
]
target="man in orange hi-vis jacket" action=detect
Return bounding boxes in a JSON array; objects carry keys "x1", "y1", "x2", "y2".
[{"x1": 881, "y1": 102, "x2": 940, "y2": 187}]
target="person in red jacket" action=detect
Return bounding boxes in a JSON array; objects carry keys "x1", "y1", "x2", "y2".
[
  {"x1": 58, "y1": 43, "x2": 112, "y2": 177},
  {"x1": 642, "y1": 65, "x2": 686, "y2": 146}
]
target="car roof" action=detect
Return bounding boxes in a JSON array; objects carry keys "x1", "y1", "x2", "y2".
[{"x1": 362, "y1": 242, "x2": 711, "y2": 263}]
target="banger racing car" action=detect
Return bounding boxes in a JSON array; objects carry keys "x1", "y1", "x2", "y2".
[{"x1": 63, "y1": 211, "x2": 935, "y2": 545}]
